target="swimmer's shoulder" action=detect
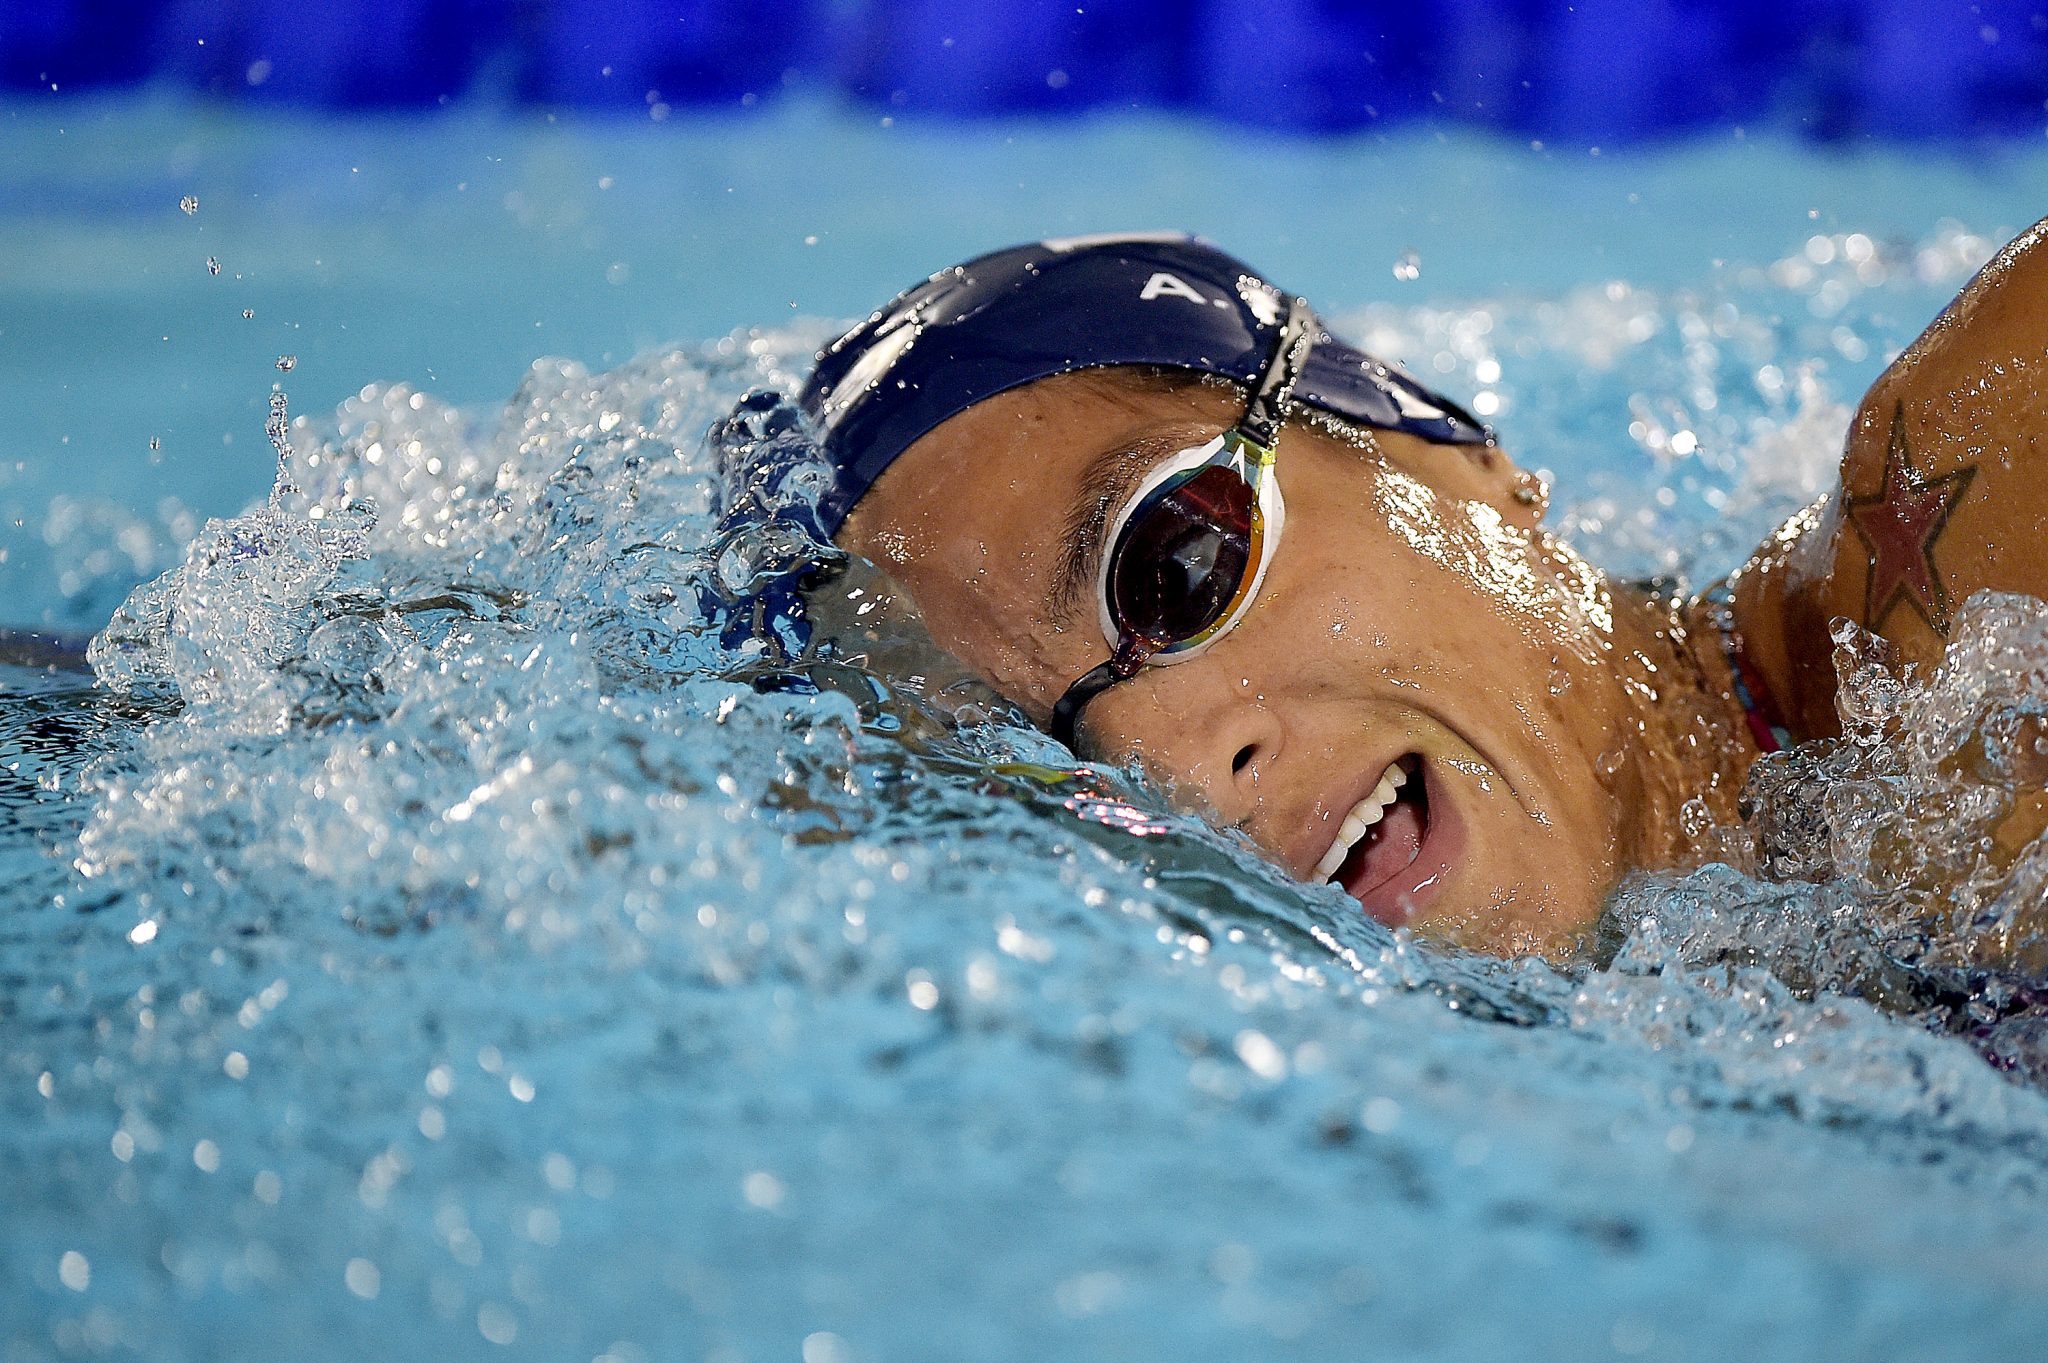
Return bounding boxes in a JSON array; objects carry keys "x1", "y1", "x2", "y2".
[
  {"x1": 1828, "y1": 212, "x2": 2048, "y2": 644},
  {"x1": 1729, "y1": 214, "x2": 2048, "y2": 739},
  {"x1": 1842, "y1": 214, "x2": 2048, "y2": 495},
  {"x1": 1864, "y1": 214, "x2": 2048, "y2": 413}
]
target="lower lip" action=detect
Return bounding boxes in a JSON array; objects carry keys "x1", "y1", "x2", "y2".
[{"x1": 1341, "y1": 762, "x2": 1464, "y2": 929}]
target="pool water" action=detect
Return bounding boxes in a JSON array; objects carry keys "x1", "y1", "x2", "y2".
[{"x1": 8, "y1": 94, "x2": 2048, "y2": 1361}]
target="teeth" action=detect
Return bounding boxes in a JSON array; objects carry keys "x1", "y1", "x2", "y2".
[{"x1": 1315, "y1": 757, "x2": 1414, "y2": 882}]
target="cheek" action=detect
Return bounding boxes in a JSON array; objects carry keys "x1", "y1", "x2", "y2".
[
  {"x1": 1268, "y1": 517, "x2": 1626, "y2": 807},
  {"x1": 1266, "y1": 516, "x2": 1552, "y2": 688}
]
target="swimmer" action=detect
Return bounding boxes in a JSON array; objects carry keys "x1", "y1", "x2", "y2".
[{"x1": 800, "y1": 223, "x2": 2048, "y2": 960}]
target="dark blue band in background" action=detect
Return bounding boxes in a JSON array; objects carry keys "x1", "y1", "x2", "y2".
[{"x1": 5, "y1": 1, "x2": 2046, "y2": 142}]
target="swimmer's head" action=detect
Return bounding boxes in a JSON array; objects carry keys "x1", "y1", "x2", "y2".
[
  {"x1": 800, "y1": 233, "x2": 1492, "y2": 536},
  {"x1": 803, "y1": 235, "x2": 1747, "y2": 959}
]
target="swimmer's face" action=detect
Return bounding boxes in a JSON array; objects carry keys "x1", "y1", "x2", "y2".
[{"x1": 840, "y1": 369, "x2": 1660, "y2": 957}]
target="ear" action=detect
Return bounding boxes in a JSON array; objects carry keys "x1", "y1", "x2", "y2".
[{"x1": 1373, "y1": 430, "x2": 1547, "y2": 529}]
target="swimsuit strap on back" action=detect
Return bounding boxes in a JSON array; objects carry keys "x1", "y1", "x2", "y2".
[{"x1": 1704, "y1": 583, "x2": 1794, "y2": 754}]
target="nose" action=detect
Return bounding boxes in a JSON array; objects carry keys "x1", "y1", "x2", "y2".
[{"x1": 1086, "y1": 664, "x2": 1288, "y2": 826}]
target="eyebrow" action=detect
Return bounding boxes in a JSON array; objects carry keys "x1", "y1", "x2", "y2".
[{"x1": 1048, "y1": 428, "x2": 1205, "y2": 627}]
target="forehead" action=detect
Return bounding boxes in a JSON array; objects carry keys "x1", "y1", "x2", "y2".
[
  {"x1": 836, "y1": 370, "x2": 1241, "y2": 707},
  {"x1": 844, "y1": 369, "x2": 1243, "y2": 564}
]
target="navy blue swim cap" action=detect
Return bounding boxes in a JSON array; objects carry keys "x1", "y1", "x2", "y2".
[{"x1": 799, "y1": 233, "x2": 1493, "y2": 537}]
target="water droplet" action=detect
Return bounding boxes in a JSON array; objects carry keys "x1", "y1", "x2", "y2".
[
  {"x1": 345, "y1": 1257, "x2": 380, "y2": 1300},
  {"x1": 476, "y1": 1303, "x2": 518, "y2": 1346},
  {"x1": 178, "y1": 194, "x2": 198, "y2": 215},
  {"x1": 802, "y1": 1333, "x2": 851, "y2": 1363},
  {"x1": 58, "y1": 1251, "x2": 89, "y2": 1291},
  {"x1": 742, "y1": 1169, "x2": 785, "y2": 1209},
  {"x1": 1679, "y1": 797, "x2": 1713, "y2": 838},
  {"x1": 206, "y1": 256, "x2": 220, "y2": 276},
  {"x1": 275, "y1": 355, "x2": 296, "y2": 372},
  {"x1": 1595, "y1": 749, "x2": 1625, "y2": 778},
  {"x1": 265, "y1": 391, "x2": 301, "y2": 502},
  {"x1": 1548, "y1": 667, "x2": 1572, "y2": 695},
  {"x1": 1392, "y1": 250, "x2": 1421, "y2": 282}
]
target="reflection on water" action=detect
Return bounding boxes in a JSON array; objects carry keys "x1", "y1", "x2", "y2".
[{"x1": 8, "y1": 226, "x2": 2048, "y2": 1360}]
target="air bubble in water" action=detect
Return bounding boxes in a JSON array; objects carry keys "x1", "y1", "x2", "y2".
[
  {"x1": 206, "y1": 257, "x2": 221, "y2": 277},
  {"x1": 179, "y1": 194, "x2": 199, "y2": 215},
  {"x1": 243, "y1": 309, "x2": 255, "y2": 320},
  {"x1": 149, "y1": 437, "x2": 161, "y2": 451},
  {"x1": 276, "y1": 355, "x2": 296, "y2": 373},
  {"x1": 1392, "y1": 251, "x2": 1421, "y2": 282}
]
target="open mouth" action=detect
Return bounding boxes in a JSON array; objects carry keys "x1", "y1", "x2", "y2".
[{"x1": 1313, "y1": 754, "x2": 1456, "y2": 927}]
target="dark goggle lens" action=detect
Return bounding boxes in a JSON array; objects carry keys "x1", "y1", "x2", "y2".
[{"x1": 1106, "y1": 464, "x2": 1257, "y2": 645}]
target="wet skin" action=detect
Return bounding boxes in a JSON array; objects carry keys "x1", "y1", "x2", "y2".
[
  {"x1": 1736, "y1": 214, "x2": 2048, "y2": 731},
  {"x1": 1733, "y1": 213, "x2": 2048, "y2": 872},
  {"x1": 841, "y1": 375, "x2": 1759, "y2": 958},
  {"x1": 838, "y1": 215, "x2": 2048, "y2": 960}
]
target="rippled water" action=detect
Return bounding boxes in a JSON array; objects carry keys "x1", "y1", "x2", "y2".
[{"x1": 10, "y1": 213, "x2": 2048, "y2": 1360}]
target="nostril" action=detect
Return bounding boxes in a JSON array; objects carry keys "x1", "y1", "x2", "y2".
[{"x1": 1232, "y1": 744, "x2": 1256, "y2": 775}]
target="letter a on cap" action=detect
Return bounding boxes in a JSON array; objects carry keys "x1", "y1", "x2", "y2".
[{"x1": 1139, "y1": 272, "x2": 1211, "y2": 305}]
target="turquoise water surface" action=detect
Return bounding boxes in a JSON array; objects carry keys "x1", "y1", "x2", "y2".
[{"x1": 8, "y1": 93, "x2": 2048, "y2": 1362}]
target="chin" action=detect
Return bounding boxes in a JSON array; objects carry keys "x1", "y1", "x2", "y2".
[
  {"x1": 1311, "y1": 747, "x2": 1615, "y2": 960},
  {"x1": 1427, "y1": 865, "x2": 1612, "y2": 960}
]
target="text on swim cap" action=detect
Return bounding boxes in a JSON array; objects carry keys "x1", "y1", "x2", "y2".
[
  {"x1": 1139, "y1": 271, "x2": 1284, "y2": 327},
  {"x1": 1139, "y1": 272, "x2": 1223, "y2": 306}
]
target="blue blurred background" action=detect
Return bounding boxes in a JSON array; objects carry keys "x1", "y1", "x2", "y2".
[{"x1": 7, "y1": 0, "x2": 2048, "y2": 139}]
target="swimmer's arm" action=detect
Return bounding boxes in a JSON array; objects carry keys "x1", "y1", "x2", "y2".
[{"x1": 1735, "y1": 214, "x2": 2048, "y2": 738}]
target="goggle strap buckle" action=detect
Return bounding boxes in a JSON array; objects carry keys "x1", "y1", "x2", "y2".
[{"x1": 1238, "y1": 296, "x2": 1315, "y2": 450}]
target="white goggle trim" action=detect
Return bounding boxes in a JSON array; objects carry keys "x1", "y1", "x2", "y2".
[{"x1": 1092, "y1": 431, "x2": 1286, "y2": 663}]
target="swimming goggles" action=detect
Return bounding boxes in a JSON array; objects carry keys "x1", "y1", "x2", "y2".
[{"x1": 1048, "y1": 297, "x2": 1314, "y2": 751}]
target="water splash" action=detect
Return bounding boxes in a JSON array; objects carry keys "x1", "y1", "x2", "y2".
[
  {"x1": 1341, "y1": 221, "x2": 1997, "y2": 586},
  {"x1": 1591, "y1": 593, "x2": 2048, "y2": 1086},
  {"x1": 64, "y1": 310, "x2": 2047, "y2": 1142},
  {"x1": 14, "y1": 230, "x2": 2048, "y2": 1360}
]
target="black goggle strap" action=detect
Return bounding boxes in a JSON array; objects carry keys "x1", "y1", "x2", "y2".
[
  {"x1": 1236, "y1": 296, "x2": 1315, "y2": 452},
  {"x1": 1047, "y1": 636, "x2": 1156, "y2": 752}
]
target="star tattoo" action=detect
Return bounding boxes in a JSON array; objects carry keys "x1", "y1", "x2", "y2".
[{"x1": 1845, "y1": 403, "x2": 1977, "y2": 636}]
